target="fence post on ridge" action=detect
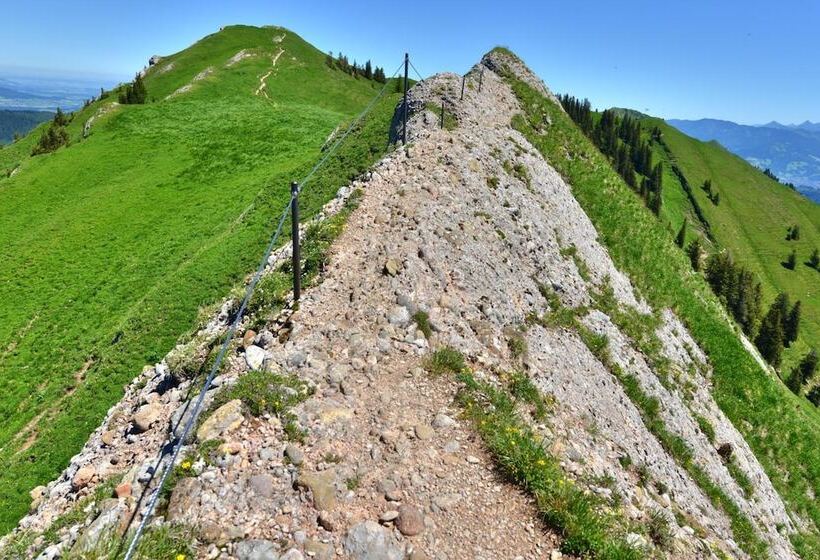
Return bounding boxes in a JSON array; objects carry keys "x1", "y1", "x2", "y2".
[
  {"x1": 402, "y1": 52, "x2": 409, "y2": 144},
  {"x1": 460, "y1": 75, "x2": 465, "y2": 100},
  {"x1": 478, "y1": 67, "x2": 484, "y2": 92},
  {"x1": 291, "y1": 181, "x2": 301, "y2": 303},
  {"x1": 440, "y1": 99, "x2": 445, "y2": 129}
]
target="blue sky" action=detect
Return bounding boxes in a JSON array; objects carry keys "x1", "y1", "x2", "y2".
[{"x1": 1, "y1": 0, "x2": 817, "y2": 124}]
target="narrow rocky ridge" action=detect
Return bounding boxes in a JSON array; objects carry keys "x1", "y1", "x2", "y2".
[{"x1": 3, "y1": 52, "x2": 801, "y2": 560}]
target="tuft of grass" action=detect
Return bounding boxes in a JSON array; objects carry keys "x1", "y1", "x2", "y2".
[
  {"x1": 211, "y1": 369, "x2": 312, "y2": 418},
  {"x1": 503, "y1": 370, "x2": 550, "y2": 420},
  {"x1": 487, "y1": 175, "x2": 500, "y2": 189},
  {"x1": 412, "y1": 310, "x2": 433, "y2": 338},
  {"x1": 507, "y1": 333, "x2": 528, "y2": 360},
  {"x1": 727, "y1": 460, "x2": 755, "y2": 499},
  {"x1": 695, "y1": 414, "x2": 716, "y2": 443},
  {"x1": 424, "y1": 347, "x2": 466, "y2": 376},
  {"x1": 647, "y1": 509, "x2": 673, "y2": 550}
]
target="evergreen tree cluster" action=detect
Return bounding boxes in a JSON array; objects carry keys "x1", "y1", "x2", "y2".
[
  {"x1": 558, "y1": 96, "x2": 661, "y2": 214},
  {"x1": 325, "y1": 52, "x2": 386, "y2": 83},
  {"x1": 786, "y1": 224, "x2": 800, "y2": 241},
  {"x1": 31, "y1": 108, "x2": 70, "y2": 155},
  {"x1": 787, "y1": 349, "x2": 818, "y2": 395},
  {"x1": 754, "y1": 293, "x2": 801, "y2": 369},
  {"x1": 809, "y1": 248, "x2": 819, "y2": 270},
  {"x1": 702, "y1": 179, "x2": 720, "y2": 205},
  {"x1": 118, "y1": 73, "x2": 147, "y2": 105},
  {"x1": 705, "y1": 251, "x2": 762, "y2": 336}
]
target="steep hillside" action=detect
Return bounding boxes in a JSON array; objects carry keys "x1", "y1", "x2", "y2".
[
  {"x1": 5, "y1": 49, "x2": 820, "y2": 560},
  {"x1": 0, "y1": 24, "x2": 402, "y2": 533},
  {"x1": 645, "y1": 119, "x2": 820, "y2": 371},
  {"x1": 668, "y1": 118, "x2": 820, "y2": 195},
  {"x1": 0, "y1": 110, "x2": 52, "y2": 143}
]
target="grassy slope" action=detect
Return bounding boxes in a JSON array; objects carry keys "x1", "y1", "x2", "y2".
[
  {"x1": 0, "y1": 24, "x2": 400, "y2": 532},
  {"x1": 504, "y1": 71, "x2": 820, "y2": 555},
  {"x1": 648, "y1": 119, "x2": 820, "y2": 371}
]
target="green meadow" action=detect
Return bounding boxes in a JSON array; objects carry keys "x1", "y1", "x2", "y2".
[
  {"x1": 0, "y1": 24, "x2": 401, "y2": 532},
  {"x1": 646, "y1": 119, "x2": 820, "y2": 372}
]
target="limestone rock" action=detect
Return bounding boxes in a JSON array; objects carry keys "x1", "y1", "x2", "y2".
[
  {"x1": 72, "y1": 465, "x2": 96, "y2": 491},
  {"x1": 296, "y1": 469, "x2": 337, "y2": 511},
  {"x1": 245, "y1": 345, "x2": 268, "y2": 370},
  {"x1": 235, "y1": 539, "x2": 280, "y2": 560},
  {"x1": 344, "y1": 520, "x2": 405, "y2": 560},
  {"x1": 196, "y1": 399, "x2": 244, "y2": 442},
  {"x1": 132, "y1": 401, "x2": 163, "y2": 433},
  {"x1": 395, "y1": 504, "x2": 425, "y2": 536}
]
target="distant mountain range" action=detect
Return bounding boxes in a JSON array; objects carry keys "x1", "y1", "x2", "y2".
[{"x1": 668, "y1": 118, "x2": 820, "y2": 202}]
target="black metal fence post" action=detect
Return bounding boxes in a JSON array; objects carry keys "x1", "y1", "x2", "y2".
[
  {"x1": 460, "y1": 75, "x2": 465, "y2": 100},
  {"x1": 402, "y1": 53, "x2": 409, "y2": 144},
  {"x1": 440, "y1": 99, "x2": 445, "y2": 129},
  {"x1": 478, "y1": 67, "x2": 484, "y2": 92},
  {"x1": 291, "y1": 181, "x2": 301, "y2": 302}
]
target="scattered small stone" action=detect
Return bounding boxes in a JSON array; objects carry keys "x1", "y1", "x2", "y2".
[
  {"x1": 245, "y1": 345, "x2": 267, "y2": 370},
  {"x1": 242, "y1": 330, "x2": 257, "y2": 349},
  {"x1": 101, "y1": 430, "x2": 117, "y2": 447},
  {"x1": 345, "y1": 520, "x2": 405, "y2": 560},
  {"x1": 131, "y1": 401, "x2": 163, "y2": 433},
  {"x1": 196, "y1": 399, "x2": 244, "y2": 442},
  {"x1": 114, "y1": 482, "x2": 132, "y2": 499},
  {"x1": 466, "y1": 455, "x2": 480, "y2": 464},
  {"x1": 432, "y1": 414, "x2": 456, "y2": 429},
  {"x1": 380, "y1": 510, "x2": 399, "y2": 522},
  {"x1": 395, "y1": 504, "x2": 425, "y2": 536},
  {"x1": 285, "y1": 444, "x2": 305, "y2": 466},
  {"x1": 249, "y1": 473, "x2": 275, "y2": 499},
  {"x1": 235, "y1": 539, "x2": 279, "y2": 560},
  {"x1": 72, "y1": 465, "x2": 96, "y2": 491},
  {"x1": 414, "y1": 424, "x2": 435, "y2": 440},
  {"x1": 297, "y1": 469, "x2": 337, "y2": 511},
  {"x1": 318, "y1": 510, "x2": 337, "y2": 532},
  {"x1": 383, "y1": 258, "x2": 401, "y2": 277}
]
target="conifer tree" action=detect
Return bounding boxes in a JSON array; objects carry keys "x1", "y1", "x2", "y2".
[
  {"x1": 785, "y1": 249, "x2": 797, "y2": 270},
  {"x1": 785, "y1": 300, "x2": 801, "y2": 346},
  {"x1": 364, "y1": 60, "x2": 373, "y2": 80},
  {"x1": 675, "y1": 219, "x2": 687, "y2": 248},
  {"x1": 788, "y1": 349, "x2": 817, "y2": 394},
  {"x1": 687, "y1": 238, "x2": 702, "y2": 271},
  {"x1": 756, "y1": 300, "x2": 785, "y2": 368},
  {"x1": 326, "y1": 51, "x2": 334, "y2": 68},
  {"x1": 53, "y1": 107, "x2": 69, "y2": 127},
  {"x1": 808, "y1": 248, "x2": 820, "y2": 269}
]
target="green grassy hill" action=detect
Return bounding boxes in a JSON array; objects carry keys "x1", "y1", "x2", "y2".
[
  {"x1": 506, "y1": 65, "x2": 820, "y2": 557},
  {"x1": 647, "y1": 118, "x2": 820, "y2": 371},
  {"x1": 0, "y1": 24, "x2": 401, "y2": 532}
]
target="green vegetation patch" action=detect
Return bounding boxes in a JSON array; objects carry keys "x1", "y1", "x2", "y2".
[
  {"x1": 453, "y1": 364, "x2": 642, "y2": 559},
  {"x1": 504, "y1": 70, "x2": 820, "y2": 555}
]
